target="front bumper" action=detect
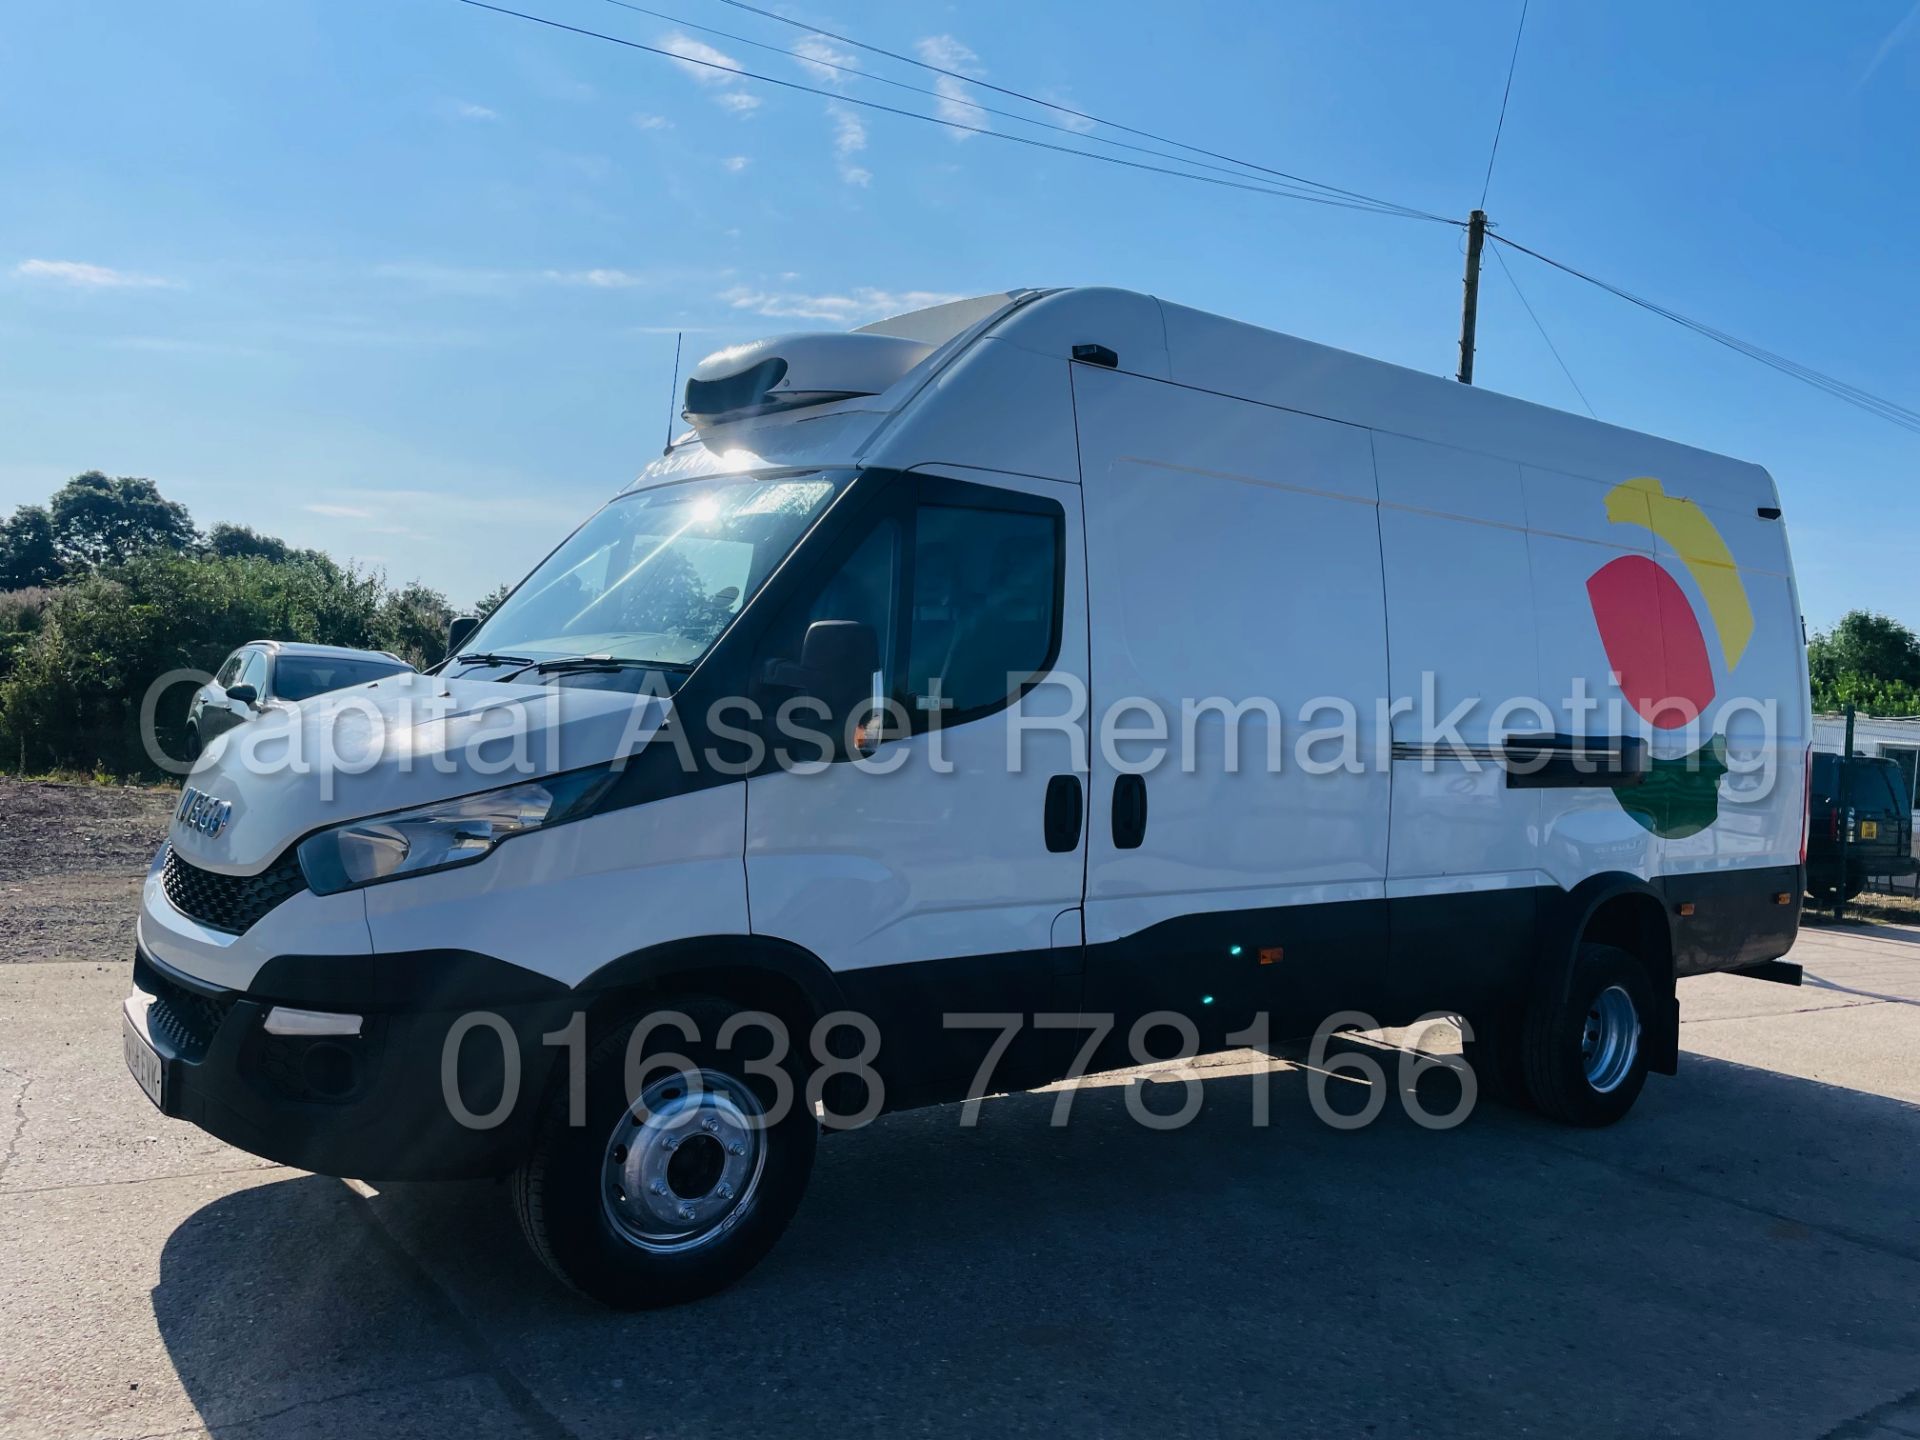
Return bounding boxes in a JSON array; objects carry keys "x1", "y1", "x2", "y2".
[{"x1": 125, "y1": 946, "x2": 572, "y2": 1180}]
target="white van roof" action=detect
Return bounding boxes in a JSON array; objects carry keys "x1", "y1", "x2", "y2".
[{"x1": 630, "y1": 286, "x2": 1777, "y2": 516}]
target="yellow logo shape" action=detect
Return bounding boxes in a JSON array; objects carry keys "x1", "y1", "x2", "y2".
[{"x1": 1603, "y1": 476, "x2": 1753, "y2": 671}]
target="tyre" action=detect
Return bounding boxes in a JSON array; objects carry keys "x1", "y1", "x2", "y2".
[
  {"x1": 183, "y1": 724, "x2": 201, "y2": 761},
  {"x1": 1519, "y1": 942, "x2": 1652, "y2": 1127},
  {"x1": 512, "y1": 994, "x2": 817, "y2": 1309}
]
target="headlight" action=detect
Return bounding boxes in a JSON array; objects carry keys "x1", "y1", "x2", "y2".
[{"x1": 296, "y1": 768, "x2": 613, "y2": 895}]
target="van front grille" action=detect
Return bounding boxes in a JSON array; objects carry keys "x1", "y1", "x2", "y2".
[{"x1": 161, "y1": 847, "x2": 307, "y2": 934}]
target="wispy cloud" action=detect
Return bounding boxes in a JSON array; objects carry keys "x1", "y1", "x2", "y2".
[
  {"x1": 722, "y1": 155, "x2": 752, "y2": 174},
  {"x1": 661, "y1": 32, "x2": 761, "y2": 116},
  {"x1": 1040, "y1": 90, "x2": 1096, "y2": 133},
  {"x1": 632, "y1": 112, "x2": 674, "y2": 130},
  {"x1": 915, "y1": 35, "x2": 983, "y2": 139},
  {"x1": 661, "y1": 32, "x2": 743, "y2": 84},
  {"x1": 721, "y1": 285, "x2": 967, "y2": 325},
  {"x1": 305, "y1": 503, "x2": 374, "y2": 519},
  {"x1": 793, "y1": 35, "x2": 858, "y2": 85},
  {"x1": 544, "y1": 268, "x2": 655, "y2": 288},
  {"x1": 1858, "y1": 0, "x2": 1920, "y2": 90},
  {"x1": 375, "y1": 262, "x2": 670, "y2": 295},
  {"x1": 827, "y1": 102, "x2": 872, "y2": 186},
  {"x1": 15, "y1": 258, "x2": 179, "y2": 289},
  {"x1": 447, "y1": 100, "x2": 498, "y2": 121}
]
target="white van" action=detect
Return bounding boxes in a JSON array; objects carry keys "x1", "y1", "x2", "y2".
[{"x1": 125, "y1": 288, "x2": 1811, "y2": 1307}]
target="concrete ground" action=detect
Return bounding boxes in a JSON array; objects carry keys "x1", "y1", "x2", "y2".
[{"x1": 3, "y1": 924, "x2": 1918, "y2": 1439}]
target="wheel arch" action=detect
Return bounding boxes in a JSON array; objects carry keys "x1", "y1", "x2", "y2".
[
  {"x1": 572, "y1": 934, "x2": 848, "y2": 1037},
  {"x1": 1546, "y1": 873, "x2": 1679, "y2": 1075}
]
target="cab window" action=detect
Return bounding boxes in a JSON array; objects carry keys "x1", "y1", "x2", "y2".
[
  {"x1": 760, "y1": 517, "x2": 901, "y2": 699},
  {"x1": 237, "y1": 650, "x2": 268, "y2": 694},
  {"x1": 904, "y1": 503, "x2": 1059, "y2": 720}
]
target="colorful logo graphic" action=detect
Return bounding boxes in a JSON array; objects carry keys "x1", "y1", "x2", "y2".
[{"x1": 1583, "y1": 476, "x2": 1751, "y2": 839}]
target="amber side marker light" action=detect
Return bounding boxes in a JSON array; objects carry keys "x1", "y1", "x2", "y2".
[
  {"x1": 1774, "y1": 892, "x2": 1792, "y2": 905},
  {"x1": 1675, "y1": 902, "x2": 1697, "y2": 917}
]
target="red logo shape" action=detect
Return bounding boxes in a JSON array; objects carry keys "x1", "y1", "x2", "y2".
[{"x1": 1585, "y1": 554, "x2": 1715, "y2": 729}]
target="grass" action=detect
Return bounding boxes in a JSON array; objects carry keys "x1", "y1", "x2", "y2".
[
  {"x1": 1, "y1": 768, "x2": 175, "y2": 791},
  {"x1": 1803, "y1": 888, "x2": 1920, "y2": 927}
]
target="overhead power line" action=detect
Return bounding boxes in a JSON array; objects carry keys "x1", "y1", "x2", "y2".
[
  {"x1": 591, "y1": 0, "x2": 1431, "y2": 212},
  {"x1": 1479, "y1": 0, "x2": 1529, "y2": 208},
  {"x1": 451, "y1": 0, "x2": 1461, "y2": 221},
  {"x1": 1494, "y1": 233, "x2": 1920, "y2": 435},
  {"x1": 711, "y1": 0, "x2": 1456, "y2": 223},
  {"x1": 1489, "y1": 238, "x2": 1594, "y2": 417}
]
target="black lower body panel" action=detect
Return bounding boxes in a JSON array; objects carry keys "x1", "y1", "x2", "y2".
[{"x1": 130, "y1": 948, "x2": 571, "y2": 1181}]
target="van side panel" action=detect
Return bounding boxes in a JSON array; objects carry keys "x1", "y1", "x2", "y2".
[
  {"x1": 1372, "y1": 433, "x2": 1543, "y2": 1009},
  {"x1": 1524, "y1": 464, "x2": 1663, "y2": 892},
  {"x1": 1070, "y1": 366, "x2": 1391, "y2": 1036}
]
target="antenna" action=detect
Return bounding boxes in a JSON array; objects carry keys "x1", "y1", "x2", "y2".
[{"x1": 662, "y1": 330, "x2": 683, "y2": 455}]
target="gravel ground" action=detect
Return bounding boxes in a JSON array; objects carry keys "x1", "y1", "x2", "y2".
[{"x1": 0, "y1": 779, "x2": 175, "y2": 964}]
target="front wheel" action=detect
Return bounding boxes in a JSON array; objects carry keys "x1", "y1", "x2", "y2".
[
  {"x1": 512, "y1": 995, "x2": 816, "y2": 1308},
  {"x1": 1519, "y1": 942, "x2": 1652, "y2": 1127}
]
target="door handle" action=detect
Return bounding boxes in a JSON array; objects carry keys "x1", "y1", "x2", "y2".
[
  {"x1": 1111, "y1": 774, "x2": 1148, "y2": 849},
  {"x1": 1044, "y1": 774, "x2": 1083, "y2": 853}
]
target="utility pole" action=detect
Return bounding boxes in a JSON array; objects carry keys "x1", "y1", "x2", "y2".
[
  {"x1": 1835, "y1": 703, "x2": 1856, "y2": 922},
  {"x1": 1457, "y1": 208, "x2": 1489, "y2": 384}
]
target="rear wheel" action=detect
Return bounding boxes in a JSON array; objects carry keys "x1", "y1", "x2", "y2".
[
  {"x1": 512, "y1": 994, "x2": 816, "y2": 1308},
  {"x1": 1519, "y1": 942, "x2": 1652, "y2": 1127}
]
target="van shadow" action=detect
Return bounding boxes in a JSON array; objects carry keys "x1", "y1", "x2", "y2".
[{"x1": 152, "y1": 1047, "x2": 1920, "y2": 1438}]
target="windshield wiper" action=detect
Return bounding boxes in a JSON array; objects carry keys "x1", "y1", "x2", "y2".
[
  {"x1": 454, "y1": 651, "x2": 536, "y2": 669},
  {"x1": 498, "y1": 654, "x2": 693, "y2": 682}
]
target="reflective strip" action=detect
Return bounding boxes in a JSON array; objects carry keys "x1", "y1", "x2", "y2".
[{"x1": 263, "y1": 1007, "x2": 363, "y2": 1037}]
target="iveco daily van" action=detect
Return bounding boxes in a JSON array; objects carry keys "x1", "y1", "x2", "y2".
[{"x1": 126, "y1": 288, "x2": 1811, "y2": 1306}]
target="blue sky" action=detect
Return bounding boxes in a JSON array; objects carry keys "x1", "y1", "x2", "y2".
[{"x1": 4, "y1": 0, "x2": 1916, "y2": 625}]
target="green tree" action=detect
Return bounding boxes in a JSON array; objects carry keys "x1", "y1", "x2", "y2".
[
  {"x1": 0, "y1": 551, "x2": 400, "y2": 774},
  {"x1": 49, "y1": 471, "x2": 196, "y2": 571},
  {"x1": 0, "y1": 505, "x2": 62, "y2": 589},
  {"x1": 204, "y1": 522, "x2": 292, "y2": 563},
  {"x1": 0, "y1": 589, "x2": 51, "y2": 684},
  {"x1": 473, "y1": 582, "x2": 512, "y2": 619},
  {"x1": 372, "y1": 581, "x2": 455, "y2": 668},
  {"x1": 1808, "y1": 611, "x2": 1920, "y2": 714}
]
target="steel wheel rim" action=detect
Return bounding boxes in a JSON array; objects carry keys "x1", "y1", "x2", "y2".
[
  {"x1": 602, "y1": 1068, "x2": 767, "y2": 1254},
  {"x1": 1580, "y1": 984, "x2": 1641, "y2": 1094}
]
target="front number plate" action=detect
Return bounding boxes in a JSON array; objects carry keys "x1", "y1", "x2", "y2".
[{"x1": 123, "y1": 1004, "x2": 166, "y2": 1111}]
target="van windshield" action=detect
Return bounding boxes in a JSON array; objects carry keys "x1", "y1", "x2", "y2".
[{"x1": 457, "y1": 472, "x2": 846, "y2": 674}]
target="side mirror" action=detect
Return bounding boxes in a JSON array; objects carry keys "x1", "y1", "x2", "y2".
[
  {"x1": 225, "y1": 683, "x2": 258, "y2": 707},
  {"x1": 447, "y1": 615, "x2": 481, "y2": 658},
  {"x1": 762, "y1": 620, "x2": 879, "y2": 758}
]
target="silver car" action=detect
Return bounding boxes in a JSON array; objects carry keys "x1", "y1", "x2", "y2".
[{"x1": 185, "y1": 640, "x2": 413, "y2": 757}]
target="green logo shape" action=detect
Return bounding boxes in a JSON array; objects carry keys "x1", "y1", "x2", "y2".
[{"x1": 1615, "y1": 735, "x2": 1727, "y2": 839}]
